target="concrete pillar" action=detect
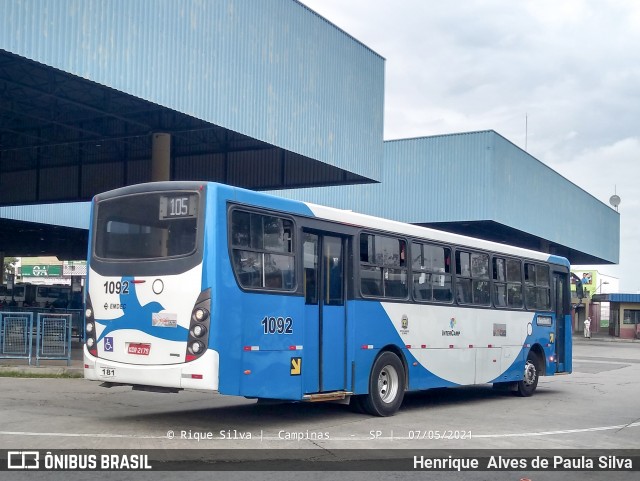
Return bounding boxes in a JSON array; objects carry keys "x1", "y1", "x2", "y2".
[{"x1": 151, "y1": 133, "x2": 171, "y2": 182}]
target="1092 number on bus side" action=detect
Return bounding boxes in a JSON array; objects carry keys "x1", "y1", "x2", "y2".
[{"x1": 261, "y1": 316, "x2": 293, "y2": 334}]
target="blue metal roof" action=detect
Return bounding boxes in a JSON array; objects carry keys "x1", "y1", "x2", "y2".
[
  {"x1": 0, "y1": 203, "x2": 90, "y2": 230},
  {"x1": 606, "y1": 294, "x2": 640, "y2": 304},
  {"x1": 269, "y1": 130, "x2": 619, "y2": 264},
  {"x1": 0, "y1": 0, "x2": 384, "y2": 181}
]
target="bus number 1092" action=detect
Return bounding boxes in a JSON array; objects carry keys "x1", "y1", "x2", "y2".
[
  {"x1": 103, "y1": 281, "x2": 130, "y2": 295},
  {"x1": 261, "y1": 316, "x2": 293, "y2": 335}
]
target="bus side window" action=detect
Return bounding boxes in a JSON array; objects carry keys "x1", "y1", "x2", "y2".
[
  {"x1": 230, "y1": 210, "x2": 296, "y2": 291},
  {"x1": 360, "y1": 234, "x2": 374, "y2": 263},
  {"x1": 413, "y1": 242, "x2": 453, "y2": 303},
  {"x1": 525, "y1": 262, "x2": 552, "y2": 310},
  {"x1": 361, "y1": 266, "x2": 383, "y2": 296},
  {"x1": 325, "y1": 238, "x2": 344, "y2": 305},
  {"x1": 265, "y1": 253, "x2": 294, "y2": 289},
  {"x1": 359, "y1": 233, "x2": 407, "y2": 298},
  {"x1": 233, "y1": 250, "x2": 262, "y2": 288},
  {"x1": 456, "y1": 250, "x2": 489, "y2": 306},
  {"x1": 456, "y1": 278, "x2": 472, "y2": 304},
  {"x1": 303, "y1": 234, "x2": 319, "y2": 304}
]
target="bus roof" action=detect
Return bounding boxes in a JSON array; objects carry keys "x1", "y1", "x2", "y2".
[
  {"x1": 304, "y1": 202, "x2": 569, "y2": 267},
  {"x1": 95, "y1": 181, "x2": 570, "y2": 268}
]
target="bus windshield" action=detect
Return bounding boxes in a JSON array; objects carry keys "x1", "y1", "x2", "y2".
[{"x1": 94, "y1": 192, "x2": 199, "y2": 260}]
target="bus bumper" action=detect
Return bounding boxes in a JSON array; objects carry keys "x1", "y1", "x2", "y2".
[{"x1": 83, "y1": 345, "x2": 219, "y2": 391}]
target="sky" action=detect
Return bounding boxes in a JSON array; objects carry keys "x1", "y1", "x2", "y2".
[{"x1": 299, "y1": 0, "x2": 640, "y2": 293}]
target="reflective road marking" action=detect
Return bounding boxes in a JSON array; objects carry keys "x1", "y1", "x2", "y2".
[{"x1": 1, "y1": 421, "x2": 639, "y2": 441}]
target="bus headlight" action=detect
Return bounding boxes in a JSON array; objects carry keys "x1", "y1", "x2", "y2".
[
  {"x1": 85, "y1": 308, "x2": 93, "y2": 318},
  {"x1": 86, "y1": 322, "x2": 94, "y2": 333},
  {"x1": 192, "y1": 324, "x2": 206, "y2": 338},
  {"x1": 86, "y1": 338, "x2": 95, "y2": 348},
  {"x1": 190, "y1": 341, "x2": 204, "y2": 354}
]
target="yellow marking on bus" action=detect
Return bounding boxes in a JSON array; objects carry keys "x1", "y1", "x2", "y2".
[{"x1": 290, "y1": 357, "x2": 301, "y2": 376}]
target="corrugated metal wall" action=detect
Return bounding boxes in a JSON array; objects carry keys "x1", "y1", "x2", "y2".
[
  {"x1": 379, "y1": 132, "x2": 495, "y2": 222},
  {"x1": 270, "y1": 130, "x2": 619, "y2": 264},
  {"x1": 270, "y1": 131, "x2": 497, "y2": 221},
  {"x1": 491, "y1": 134, "x2": 619, "y2": 263},
  {"x1": 0, "y1": 203, "x2": 91, "y2": 230},
  {"x1": 0, "y1": 0, "x2": 384, "y2": 180}
]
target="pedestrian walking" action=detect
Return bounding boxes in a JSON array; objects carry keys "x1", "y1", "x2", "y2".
[{"x1": 584, "y1": 317, "x2": 591, "y2": 339}]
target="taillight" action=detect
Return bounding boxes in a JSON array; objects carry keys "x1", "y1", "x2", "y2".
[
  {"x1": 185, "y1": 289, "x2": 211, "y2": 362},
  {"x1": 192, "y1": 324, "x2": 207, "y2": 338},
  {"x1": 85, "y1": 295, "x2": 98, "y2": 357}
]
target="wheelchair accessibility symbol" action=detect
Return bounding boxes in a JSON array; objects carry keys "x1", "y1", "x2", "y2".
[{"x1": 104, "y1": 337, "x2": 114, "y2": 352}]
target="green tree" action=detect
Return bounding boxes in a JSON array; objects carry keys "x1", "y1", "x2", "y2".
[{"x1": 3, "y1": 257, "x2": 18, "y2": 283}]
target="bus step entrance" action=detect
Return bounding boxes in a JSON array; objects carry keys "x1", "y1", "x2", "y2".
[{"x1": 304, "y1": 391, "x2": 352, "y2": 402}]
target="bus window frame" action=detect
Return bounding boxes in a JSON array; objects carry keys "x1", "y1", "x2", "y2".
[
  {"x1": 358, "y1": 230, "x2": 409, "y2": 300},
  {"x1": 454, "y1": 248, "x2": 491, "y2": 307},
  {"x1": 491, "y1": 255, "x2": 524, "y2": 310},
  {"x1": 410, "y1": 240, "x2": 454, "y2": 304},
  {"x1": 524, "y1": 261, "x2": 552, "y2": 311},
  {"x1": 227, "y1": 205, "x2": 298, "y2": 294}
]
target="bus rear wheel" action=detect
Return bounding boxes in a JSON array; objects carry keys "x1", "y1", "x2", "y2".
[
  {"x1": 362, "y1": 352, "x2": 405, "y2": 416},
  {"x1": 516, "y1": 352, "x2": 540, "y2": 397}
]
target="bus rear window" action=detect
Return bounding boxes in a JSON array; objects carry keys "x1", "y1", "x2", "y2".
[{"x1": 95, "y1": 192, "x2": 199, "y2": 260}]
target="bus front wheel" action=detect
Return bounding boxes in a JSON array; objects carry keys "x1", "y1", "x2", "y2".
[
  {"x1": 362, "y1": 352, "x2": 405, "y2": 416},
  {"x1": 516, "y1": 352, "x2": 540, "y2": 397}
]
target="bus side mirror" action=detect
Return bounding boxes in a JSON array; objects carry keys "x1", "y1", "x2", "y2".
[{"x1": 575, "y1": 282, "x2": 584, "y2": 300}]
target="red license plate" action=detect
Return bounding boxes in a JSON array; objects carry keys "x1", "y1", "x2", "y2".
[{"x1": 128, "y1": 343, "x2": 151, "y2": 356}]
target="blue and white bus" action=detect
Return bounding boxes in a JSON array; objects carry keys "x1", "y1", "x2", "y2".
[{"x1": 84, "y1": 181, "x2": 572, "y2": 416}]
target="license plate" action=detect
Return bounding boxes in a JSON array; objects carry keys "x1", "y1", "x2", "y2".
[
  {"x1": 100, "y1": 367, "x2": 116, "y2": 377},
  {"x1": 128, "y1": 343, "x2": 151, "y2": 356}
]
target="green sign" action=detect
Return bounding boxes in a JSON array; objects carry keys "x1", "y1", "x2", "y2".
[{"x1": 21, "y1": 265, "x2": 63, "y2": 277}]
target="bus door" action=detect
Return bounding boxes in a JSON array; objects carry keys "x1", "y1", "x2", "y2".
[
  {"x1": 302, "y1": 232, "x2": 347, "y2": 393},
  {"x1": 553, "y1": 271, "x2": 571, "y2": 372}
]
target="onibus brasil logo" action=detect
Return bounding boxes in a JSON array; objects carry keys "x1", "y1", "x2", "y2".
[{"x1": 442, "y1": 317, "x2": 461, "y2": 336}]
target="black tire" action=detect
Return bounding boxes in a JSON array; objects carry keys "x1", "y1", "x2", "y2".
[
  {"x1": 516, "y1": 351, "x2": 540, "y2": 397},
  {"x1": 362, "y1": 351, "x2": 406, "y2": 416}
]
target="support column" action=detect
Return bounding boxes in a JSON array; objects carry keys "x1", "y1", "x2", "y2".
[{"x1": 151, "y1": 133, "x2": 171, "y2": 182}]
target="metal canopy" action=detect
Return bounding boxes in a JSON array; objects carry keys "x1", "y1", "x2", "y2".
[
  {"x1": 419, "y1": 220, "x2": 606, "y2": 265},
  {"x1": 0, "y1": 50, "x2": 370, "y2": 207},
  {"x1": 0, "y1": 218, "x2": 87, "y2": 259},
  {"x1": 0, "y1": 49, "x2": 373, "y2": 257}
]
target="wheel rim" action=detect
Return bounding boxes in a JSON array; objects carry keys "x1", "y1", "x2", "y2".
[
  {"x1": 377, "y1": 364, "x2": 399, "y2": 403},
  {"x1": 523, "y1": 360, "x2": 537, "y2": 386}
]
